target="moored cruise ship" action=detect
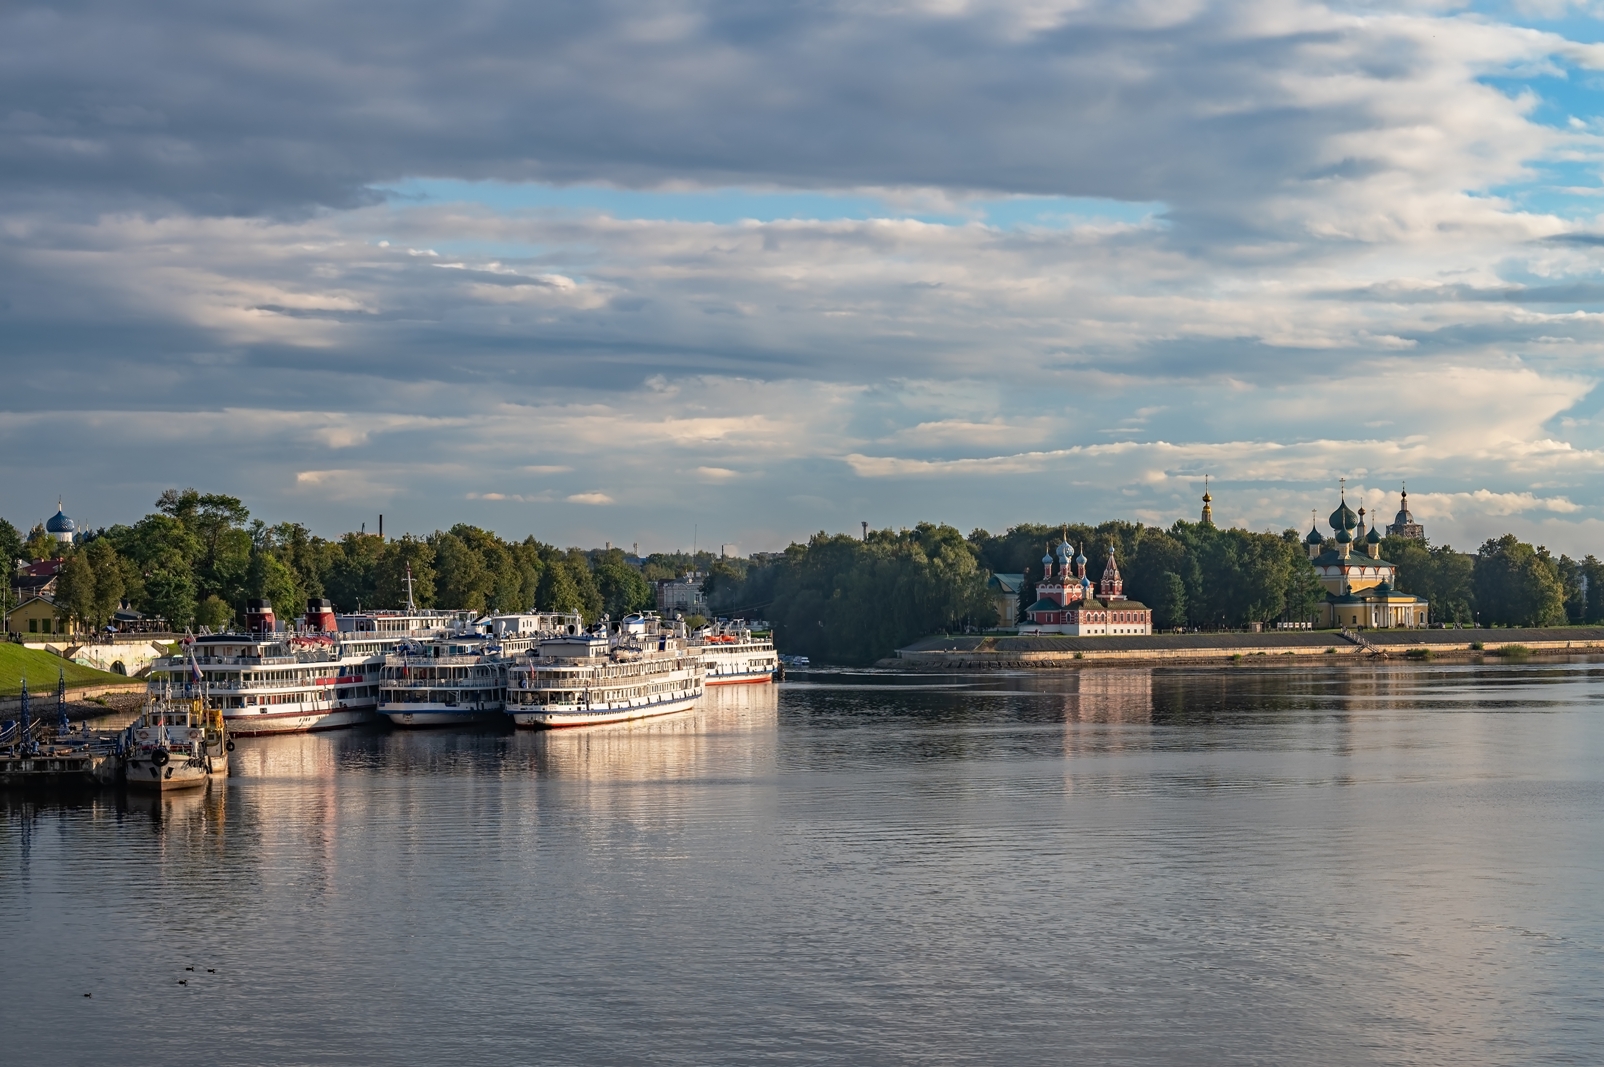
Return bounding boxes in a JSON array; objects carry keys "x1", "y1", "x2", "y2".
[
  {"x1": 378, "y1": 611, "x2": 583, "y2": 727},
  {"x1": 691, "y1": 621, "x2": 778, "y2": 685},
  {"x1": 506, "y1": 614, "x2": 703, "y2": 728},
  {"x1": 147, "y1": 597, "x2": 472, "y2": 735}
]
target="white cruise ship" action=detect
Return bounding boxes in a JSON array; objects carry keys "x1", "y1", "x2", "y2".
[
  {"x1": 378, "y1": 611, "x2": 583, "y2": 727},
  {"x1": 691, "y1": 621, "x2": 778, "y2": 685},
  {"x1": 506, "y1": 614, "x2": 704, "y2": 728},
  {"x1": 147, "y1": 596, "x2": 471, "y2": 735}
]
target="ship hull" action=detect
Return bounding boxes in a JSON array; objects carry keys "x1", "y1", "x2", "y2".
[
  {"x1": 704, "y1": 671, "x2": 774, "y2": 686},
  {"x1": 509, "y1": 692, "x2": 700, "y2": 729},
  {"x1": 381, "y1": 708, "x2": 500, "y2": 727},
  {"x1": 125, "y1": 756, "x2": 227, "y2": 791},
  {"x1": 223, "y1": 706, "x2": 378, "y2": 736}
]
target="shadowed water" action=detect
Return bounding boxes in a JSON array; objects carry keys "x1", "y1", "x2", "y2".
[{"x1": 2, "y1": 664, "x2": 1602, "y2": 1066}]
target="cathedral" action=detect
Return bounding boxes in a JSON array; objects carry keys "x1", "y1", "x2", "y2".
[
  {"x1": 1306, "y1": 486, "x2": 1428, "y2": 629},
  {"x1": 1020, "y1": 539, "x2": 1153, "y2": 636}
]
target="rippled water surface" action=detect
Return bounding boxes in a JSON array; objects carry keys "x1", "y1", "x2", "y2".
[{"x1": 4, "y1": 664, "x2": 1604, "y2": 1066}]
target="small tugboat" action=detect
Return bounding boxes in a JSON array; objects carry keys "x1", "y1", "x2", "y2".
[{"x1": 122, "y1": 689, "x2": 232, "y2": 791}]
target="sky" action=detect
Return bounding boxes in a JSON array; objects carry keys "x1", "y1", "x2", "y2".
[{"x1": 8, "y1": 1, "x2": 1604, "y2": 556}]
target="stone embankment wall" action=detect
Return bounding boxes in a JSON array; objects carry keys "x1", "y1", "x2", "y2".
[
  {"x1": 0, "y1": 682, "x2": 146, "y2": 720},
  {"x1": 888, "y1": 627, "x2": 1604, "y2": 669}
]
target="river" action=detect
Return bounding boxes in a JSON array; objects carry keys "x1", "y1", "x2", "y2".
[{"x1": 2, "y1": 663, "x2": 1601, "y2": 1065}]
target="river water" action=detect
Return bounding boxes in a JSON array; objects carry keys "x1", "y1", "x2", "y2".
[{"x1": 2, "y1": 663, "x2": 1602, "y2": 1066}]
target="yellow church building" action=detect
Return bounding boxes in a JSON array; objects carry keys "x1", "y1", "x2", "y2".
[{"x1": 1303, "y1": 488, "x2": 1428, "y2": 629}]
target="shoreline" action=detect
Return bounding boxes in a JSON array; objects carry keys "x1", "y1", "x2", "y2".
[{"x1": 885, "y1": 626, "x2": 1604, "y2": 670}]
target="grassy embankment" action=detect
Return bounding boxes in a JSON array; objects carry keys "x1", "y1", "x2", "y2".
[{"x1": 0, "y1": 644, "x2": 133, "y2": 698}]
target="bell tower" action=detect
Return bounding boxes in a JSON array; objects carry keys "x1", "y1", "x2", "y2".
[{"x1": 1200, "y1": 476, "x2": 1214, "y2": 527}]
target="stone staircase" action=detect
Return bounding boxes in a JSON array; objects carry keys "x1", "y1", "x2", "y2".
[{"x1": 1339, "y1": 628, "x2": 1385, "y2": 656}]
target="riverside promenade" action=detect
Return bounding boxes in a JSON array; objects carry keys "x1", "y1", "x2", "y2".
[{"x1": 890, "y1": 626, "x2": 1604, "y2": 669}]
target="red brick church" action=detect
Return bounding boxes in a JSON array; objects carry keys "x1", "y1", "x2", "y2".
[{"x1": 1020, "y1": 539, "x2": 1152, "y2": 636}]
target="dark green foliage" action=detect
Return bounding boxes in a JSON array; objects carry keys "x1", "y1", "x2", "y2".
[
  {"x1": 324, "y1": 533, "x2": 385, "y2": 611},
  {"x1": 715, "y1": 523, "x2": 993, "y2": 666},
  {"x1": 1473, "y1": 535, "x2": 1567, "y2": 627},
  {"x1": 375, "y1": 536, "x2": 436, "y2": 608},
  {"x1": 592, "y1": 549, "x2": 654, "y2": 617},
  {"x1": 142, "y1": 550, "x2": 197, "y2": 630},
  {"x1": 0, "y1": 518, "x2": 22, "y2": 576},
  {"x1": 196, "y1": 595, "x2": 233, "y2": 631},
  {"x1": 1380, "y1": 536, "x2": 1474, "y2": 624}
]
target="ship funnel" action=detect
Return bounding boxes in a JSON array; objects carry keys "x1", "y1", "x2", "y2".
[
  {"x1": 245, "y1": 598, "x2": 276, "y2": 635},
  {"x1": 304, "y1": 597, "x2": 336, "y2": 633}
]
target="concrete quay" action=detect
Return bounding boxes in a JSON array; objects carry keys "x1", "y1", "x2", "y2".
[{"x1": 889, "y1": 626, "x2": 1604, "y2": 669}]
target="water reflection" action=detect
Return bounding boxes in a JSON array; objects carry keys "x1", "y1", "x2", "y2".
[{"x1": 1, "y1": 665, "x2": 1601, "y2": 1067}]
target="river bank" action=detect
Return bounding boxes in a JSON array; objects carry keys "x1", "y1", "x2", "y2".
[{"x1": 887, "y1": 625, "x2": 1604, "y2": 669}]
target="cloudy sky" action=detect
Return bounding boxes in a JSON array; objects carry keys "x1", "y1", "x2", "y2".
[{"x1": 7, "y1": 0, "x2": 1604, "y2": 555}]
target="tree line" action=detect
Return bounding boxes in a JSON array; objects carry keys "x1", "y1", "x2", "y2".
[
  {"x1": 3, "y1": 491, "x2": 1600, "y2": 660},
  {"x1": 0, "y1": 489, "x2": 672, "y2": 632},
  {"x1": 702, "y1": 519, "x2": 1604, "y2": 664}
]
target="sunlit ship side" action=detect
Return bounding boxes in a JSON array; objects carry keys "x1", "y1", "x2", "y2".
[
  {"x1": 378, "y1": 611, "x2": 583, "y2": 727},
  {"x1": 691, "y1": 622, "x2": 778, "y2": 685},
  {"x1": 506, "y1": 614, "x2": 704, "y2": 728},
  {"x1": 147, "y1": 595, "x2": 472, "y2": 736}
]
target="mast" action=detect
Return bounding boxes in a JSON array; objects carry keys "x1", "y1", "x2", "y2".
[
  {"x1": 56, "y1": 667, "x2": 68, "y2": 736},
  {"x1": 18, "y1": 675, "x2": 31, "y2": 754},
  {"x1": 403, "y1": 563, "x2": 417, "y2": 612}
]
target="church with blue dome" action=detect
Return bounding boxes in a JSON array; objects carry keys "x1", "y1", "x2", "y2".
[
  {"x1": 1305, "y1": 485, "x2": 1428, "y2": 629},
  {"x1": 1020, "y1": 537, "x2": 1152, "y2": 636},
  {"x1": 45, "y1": 501, "x2": 76, "y2": 544}
]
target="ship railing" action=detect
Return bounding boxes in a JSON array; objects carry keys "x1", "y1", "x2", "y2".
[
  {"x1": 149, "y1": 677, "x2": 351, "y2": 692},
  {"x1": 381, "y1": 653, "x2": 498, "y2": 667}
]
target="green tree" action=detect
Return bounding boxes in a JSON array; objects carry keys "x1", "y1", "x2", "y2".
[
  {"x1": 53, "y1": 552, "x2": 95, "y2": 631},
  {"x1": 594, "y1": 550, "x2": 654, "y2": 617},
  {"x1": 196, "y1": 594, "x2": 234, "y2": 631},
  {"x1": 325, "y1": 532, "x2": 385, "y2": 611},
  {"x1": 433, "y1": 530, "x2": 491, "y2": 611},
  {"x1": 85, "y1": 538, "x2": 127, "y2": 629},
  {"x1": 23, "y1": 524, "x2": 57, "y2": 561},
  {"x1": 0, "y1": 518, "x2": 21, "y2": 576},
  {"x1": 374, "y1": 536, "x2": 436, "y2": 608},
  {"x1": 157, "y1": 488, "x2": 251, "y2": 603},
  {"x1": 1473, "y1": 535, "x2": 1566, "y2": 626},
  {"x1": 1583, "y1": 555, "x2": 1604, "y2": 624},
  {"x1": 1149, "y1": 571, "x2": 1188, "y2": 630},
  {"x1": 736, "y1": 523, "x2": 992, "y2": 665},
  {"x1": 1381, "y1": 536, "x2": 1474, "y2": 624},
  {"x1": 536, "y1": 559, "x2": 585, "y2": 616},
  {"x1": 143, "y1": 549, "x2": 197, "y2": 630},
  {"x1": 247, "y1": 549, "x2": 304, "y2": 622}
]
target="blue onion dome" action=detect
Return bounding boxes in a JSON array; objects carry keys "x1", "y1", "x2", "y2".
[
  {"x1": 1304, "y1": 523, "x2": 1323, "y2": 546},
  {"x1": 1081, "y1": 576, "x2": 1092, "y2": 590},
  {"x1": 1366, "y1": 526, "x2": 1382, "y2": 544},
  {"x1": 1074, "y1": 545, "x2": 1087, "y2": 566},
  {"x1": 1335, "y1": 528, "x2": 1352, "y2": 544},
  {"x1": 1055, "y1": 540, "x2": 1072, "y2": 561},
  {"x1": 1329, "y1": 497, "x2": 1358, "y2": 532},
  {"x1": 45, "y1": 506, "x2": 75, "y2": 534},
  {"x1": 1041, "y1": 549, "x2": 1055, "y2": 567}
]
